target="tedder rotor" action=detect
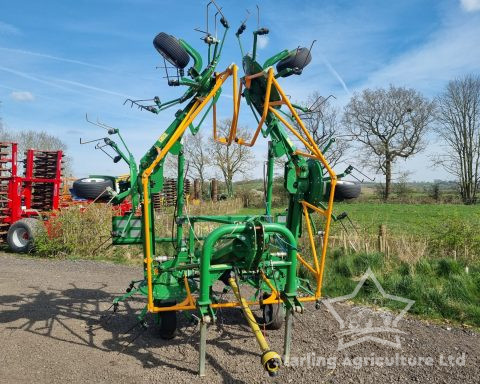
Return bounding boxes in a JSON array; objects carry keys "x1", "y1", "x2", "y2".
[{"x1": 86, "y1": 3, "x2": 360, "y2": 377}]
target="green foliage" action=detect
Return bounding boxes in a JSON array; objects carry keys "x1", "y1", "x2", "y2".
[
  {"x1": 334, "y1": 256, "x2": 353, "y2": 277},
  {"x1": 429, "y1": 217, "x2": 480, "y2": 259},
  {"x1": 428, "y1": 183, "x2": 442, "y2": 202},
  {"x1": 351, "y1": 252, "x2": 384, "y2": 274},
  {"x1": 323, "y1": 252, "x2": 480, "y2": 327},
  {"x1": 436, "y1": 258, "x2": 463, "y2": 277},
  {"x1": 35, "y1": 204, "x2": 134, "y2": 261}
]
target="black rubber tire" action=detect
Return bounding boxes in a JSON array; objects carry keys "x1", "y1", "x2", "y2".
[
  {"x1": 153, "y1": 300, "x2": 177, "y2": 340},
  {"x1": 259, "y1": 293, "x2": 285, "y2": 330},
  {"x1": 7, "y1": 218, "x2": 42, "y2": 253},
  {"x1": 326, "y1": 180, "x2": 361, "y2": 201},
  {"x1": 276, "y1": 47, "x2": 312, "y2": 76},
  {"x1": 72, "y1": 177, "x2": 114, "y2": 201},
  {"x1": 153, "y1": 32, "x2": 190, "y2": 69}
]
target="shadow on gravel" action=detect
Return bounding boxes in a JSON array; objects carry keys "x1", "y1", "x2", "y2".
[{"x1": 0, "y1": 285, "x2": 256, "y2": 383}]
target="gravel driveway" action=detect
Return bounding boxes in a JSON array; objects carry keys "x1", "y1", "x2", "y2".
[{"x1": 0, "y1": 253, "x2": 478, "y2": 383}]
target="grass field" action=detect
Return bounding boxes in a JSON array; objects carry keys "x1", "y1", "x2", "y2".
[
  {"x1": 240, "y1": 202, "x2": 480, "y2": 237},
  {"x1": 333, "y1": 202, "x2": 480, "y2": 236}
]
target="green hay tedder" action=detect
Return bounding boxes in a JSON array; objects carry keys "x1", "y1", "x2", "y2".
[{"x1": 85, "y1": 3, "x2": 360, "y2": 377}]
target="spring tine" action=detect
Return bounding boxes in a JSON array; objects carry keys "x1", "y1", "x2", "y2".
[
  {"x1": 119, "y1": 320, "x2": 148, "y2": 353},
  {"x1": 346, "y1": 214, "x2": 359, "y2": 236},
  {"x1": 352, "y1": 166, "x2": 375, "y2": 182},
  {"x1": 349, "y1": 172, "x2": 364, "y2": 183},
  {"x1": 85, "y1": 113, "x2": 108, "y2": 131},
  {"x1": 301, "y1": 39, "x2": 316, "y2": 70},
  {"x1": 80, "y1": 136, "x2": 106, "y2": 145}
]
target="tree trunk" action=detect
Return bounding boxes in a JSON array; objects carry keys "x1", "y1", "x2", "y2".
[{"x1": 385, "y1": 157, "x2": 392, "y2": 201}]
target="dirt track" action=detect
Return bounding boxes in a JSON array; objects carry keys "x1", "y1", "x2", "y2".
[{"x1": 0, "y1": 253, "x2": 478, "y2": 384}]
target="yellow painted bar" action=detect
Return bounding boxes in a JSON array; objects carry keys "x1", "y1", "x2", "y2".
[
  {"x1": 294, "y1": 150, "x2": 320, "y2": 160},
  {"x1": 143, "y1": 100, "x2": 201, "y2": 312},
  {"x1": 212, "y1": 66, "x2": 242, "y2": 145},
  {"x1": 302, "y1": 203, "x2": 321, "y2": 275},
  {"x1": 297, "y1": 252, "x2": 318, "y2": 276},
  {"x1": 317, "y1": 179, "x2": 336, "y2": 296},
  {"x1": 236, "y1": 68, "x2": 274, "y2": 147},
  {"x1": 302, "y1": 200, "x2": 327, "y2": 216},
  {"x1": 142, "y1": 68, "x2": 234, "y2": 313},
  {"x1": 227, "y1": 65, "x2": 239, "y2": 144},
  {"x1": 260, "y1": 271, "x2": 280, "y2": 299},
  {"x1": 271, "y1": 77, "x2": 323, "y2": 160},
  {"x1": 244, "y1": 71, "x2": 266, "y2": 88},
  {"x1": 269, "y1": 107, "x2": 319, "y2": 155}
]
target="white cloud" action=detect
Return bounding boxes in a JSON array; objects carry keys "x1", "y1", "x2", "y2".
[
  {"x1": 359, "y1": 18, "x2": 480, "y2": 96},
  {"x1": 0, "y1": 21, "x2": 20, "y2": 35},
  {"x1": 257, "y1": 35, "x2": 269, "y2": 50},
  {"x1": 460, "y1": 0, "x2": 480, "y2": 12},
  {"x1": 10, "y1": 91, "x2": 35, "y2": 101}
]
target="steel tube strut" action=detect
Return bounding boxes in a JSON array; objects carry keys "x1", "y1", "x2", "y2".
[{"x1": 198, "y1": 222, "x2": 297, "y2": 307}]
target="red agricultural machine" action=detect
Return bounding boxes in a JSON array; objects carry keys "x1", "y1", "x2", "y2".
[{"x1": 0, "y1": 141, "x2": 63, "y2": 252}]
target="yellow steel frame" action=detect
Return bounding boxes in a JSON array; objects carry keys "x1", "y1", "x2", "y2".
[
  {"x1": 142, "y1": 65, "x2": 337, "y2": 314},
  {"x1": 216, "y1": 67, "x2": 337, "y2": 301},
  {"x1": 142, "y1": 65, "x2": 237, "y2": 313}
]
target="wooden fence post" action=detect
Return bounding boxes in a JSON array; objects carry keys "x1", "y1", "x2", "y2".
[{"x1": 378, "y1": 225, "x2": 387, "y2": 253}]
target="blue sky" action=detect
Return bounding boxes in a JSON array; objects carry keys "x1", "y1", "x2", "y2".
[{"x1": 1, "y1": 0, "x2": 480, "y2": 181}]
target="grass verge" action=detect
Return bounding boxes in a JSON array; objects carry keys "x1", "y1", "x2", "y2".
[{"x1": 322, "y1": 250, "x2": 480, "y2": 328}]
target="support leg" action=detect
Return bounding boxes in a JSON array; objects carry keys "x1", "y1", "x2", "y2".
[
  {"x1": 199, "y1": 320, "x2": 207, "y2": 377},
  {"x1": 283, "y1": 309, "x2": 293, "y2": 365}
]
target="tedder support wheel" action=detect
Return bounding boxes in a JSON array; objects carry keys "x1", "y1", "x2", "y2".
[
  {"x1": 326, "y1": 180, "x2": 361, "y2": 201},
  {"x1": 259, "y1": 293, "x2": 285, "y2": 331},
  {"x1": 153, "y1": 300, "x2": 177, "y2": 340},
  {"x1": 7, "y1": 218, "x2": 42, "y2": 253},
  {"x1": 72, "y1": 177, "x2": 114, "y2": 201},
  {"x1": 276, "y1": 47, "x2": 312, "y2": 76},
  {"x1": 153, "y1": 32, "x2": 190, "y2": 69}
]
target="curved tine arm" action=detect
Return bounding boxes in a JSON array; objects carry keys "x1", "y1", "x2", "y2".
[
  {"x1": 213, "y1": 65, "x2": 241, "y2": 145},
  {"x1": 235, "y1": 68, "x2": 274, "y2": 147}
]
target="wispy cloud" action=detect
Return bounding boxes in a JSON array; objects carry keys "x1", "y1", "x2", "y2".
[
  {"x1": 0, "y1": 66, "x2": 74, "y2": 92},
  {"x1": 10, "y1": 91, "x2": 35, "y2": 101},
  {"x1": 55, "y1": 79, "x2": 132, "y2": 98},
  {"x1": 0, "y1": 47, "x2": 109, "y2": 70},
  {"x1": 321, "y1": 57, "x2": 351, "y2": 96},
  {"x1": 460, "y1": 0, "x2": 480, "y2": 12},
  {"x1": 0, "y1": 65, "x2": 132, "y2": 99},
  {"x1": 0, "y1": 21, "x2": 20, "y2": 35}
]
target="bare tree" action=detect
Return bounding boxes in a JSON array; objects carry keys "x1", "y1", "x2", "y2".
[
  {"x1": 0, "y1": 126, "x2": 71, "y2": 176},
  {"x1": 297, "y1": 92, "x2": 348, "y2": 168},
  {"x1": 0, "y1": 101, "x2": 3, "y2": 134},
  {"x1": 0, "y1": 126, "x2": 9, "y2": 141},
  {"x1": 14, "y1": 130, "x2": 67, "y2": 155},
  {"x1": 343, "y1": 85, "x2": 435, "y2": 200},
  {"x1": 209, "y1": 119, "x2": 254, "y2": 197},
  {"x1": 0, "y1": 101, "x2": 8, "y2": 141},
  {"x1": 434, "y1": 74, "x2": 480, "y2": 204},
  {"x1": 184, "y1": 132, "x2": 210, "y2": 192}
]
